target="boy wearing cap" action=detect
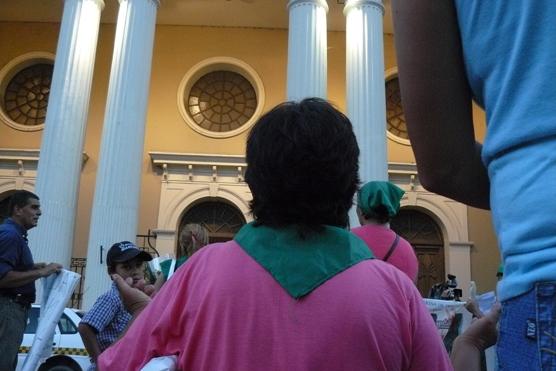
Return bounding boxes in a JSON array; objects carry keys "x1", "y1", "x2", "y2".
[{"x1": 78, "y1": 241, "x2": 152, "y2": 369}]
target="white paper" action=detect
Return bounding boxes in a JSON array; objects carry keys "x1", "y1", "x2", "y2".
[
  {"x1": 140, "y1": 356, "x2": 178, "y2": 371},
  {"x1": 476, "y1": 291, "x2": 497, "y2": 315},
  {"x1": 423, "y1": 299, "x2": 472, "y2": 352},
  {"x1": 21, "y1": 269, "x2": 81, "y2": 371},
  {"x1": 167, "y1": 259, "x2": 177, "y2": 280}
]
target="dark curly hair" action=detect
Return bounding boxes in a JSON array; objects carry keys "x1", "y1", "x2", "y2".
[{"x1": 245, "y1": 98, "x2": 360, "y2": 232}]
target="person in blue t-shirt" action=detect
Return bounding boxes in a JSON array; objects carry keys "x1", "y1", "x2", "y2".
[{"x1": 392, "y1": 1, "x2": 556, "y2": 368}]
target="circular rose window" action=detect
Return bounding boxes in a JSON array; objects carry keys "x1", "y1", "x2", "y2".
[
  {"x1": 187, "y1": 71, "x2": 257, "y2": 133},
  {"x1": 4, "y1": 64, "x2": 52, "y2": 127},
  {"x1": 0, "y1": 52, "x2": 55, "y2": 131},
  {"x1": 178, "y1": 57, "x2": 265, "y2": 138}
]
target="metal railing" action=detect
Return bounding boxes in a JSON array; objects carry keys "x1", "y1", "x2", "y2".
[{"x1": 68, "y1": 257, "x2": 86, "y2": 308}]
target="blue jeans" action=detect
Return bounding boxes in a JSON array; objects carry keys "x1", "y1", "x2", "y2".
[{"x1": 498, "y1": 283, "x2": 556, "y2": 370}]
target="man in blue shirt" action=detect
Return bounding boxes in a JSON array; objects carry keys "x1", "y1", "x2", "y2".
[{"x1": 0, "y1": 190, "x2": 62, "y2": 370}]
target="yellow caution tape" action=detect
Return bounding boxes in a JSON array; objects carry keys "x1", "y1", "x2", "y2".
[{"x1": 19, "y1": 346, "x2": 89, "y2": 356}]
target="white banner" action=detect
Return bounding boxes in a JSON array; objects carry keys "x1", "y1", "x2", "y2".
[{"x1": 21, "y1": 269, "x2": 81, "y2": 371}]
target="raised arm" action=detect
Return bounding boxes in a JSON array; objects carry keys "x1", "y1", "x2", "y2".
[{"x1": 391, "y1": 0, "x2": 490, "y2": 209}]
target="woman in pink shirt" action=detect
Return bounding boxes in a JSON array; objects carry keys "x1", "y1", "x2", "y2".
[
  {"x1": 99, "y1": 99, "x2": 467, "y2": 371},
  {"x1": 352, "y1": 181, "x2": 419, "y2": 282}
]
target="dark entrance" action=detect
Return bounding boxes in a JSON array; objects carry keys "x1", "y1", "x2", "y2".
[
  {"x1": 178, "y1": 199, "x2": 246, "y2": 245},
  {"x1": 391, "y1": 209, "x2": 445, "y2": 297}
]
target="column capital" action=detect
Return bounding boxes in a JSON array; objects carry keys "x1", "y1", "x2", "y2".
[
  {"x1": 288, "y1": 0, "x2": 328, "y2": 12},
  {"x1": 118, "y1": 0, "x2": 160, "y2": 8},
  {"x1": 88, "y1": 0, "x2": 105, "y2": 10},
  {"x1": 64, "y1": 0, "x2": 104, "y2": 10},
  {"x1": 343, "y1": 0, "x2": 384, "y2": 16}
]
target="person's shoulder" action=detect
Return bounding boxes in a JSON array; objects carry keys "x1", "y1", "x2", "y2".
[
  {"x1": 351, "y1": 224, "x2": 393, "y2": 237},
  {"x1": 187, "y1": 239, "x2": 242, "y2": 261},
  {"x1": 350, "y1": 225, "x2": 364, "y2": 235},
  {"x1": 357, "y1": 258, "x2": 417, "y2": 291},
  {"x1": 170, "y1": 240, "x2": 247, "y2": 280},
  {"x1": 95, "y1": 285, "x2": 121, "y2": 306},
  {"x1": 396, "y1": 235, "x2": 417, "y2": 255},
  {"x1": 0, "y1": 223, "x2": 21, "y2": 245},
  {"x1": 0, "y1": 221, "x2": 18, "y2": 236},
  {"x1": 83, "y1": 287, "x2": 120, "y2": 320}
]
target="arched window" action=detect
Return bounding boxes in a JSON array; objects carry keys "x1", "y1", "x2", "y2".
[
  {"x1": 386, "y1": 76, "x2": 409, "y2": 141},
  {"x1": 391, "y1": 209, "x2": 444, "y2": 296},
  {"x1": 178, "y1": 199, "x2": 246, "y2": 249}
]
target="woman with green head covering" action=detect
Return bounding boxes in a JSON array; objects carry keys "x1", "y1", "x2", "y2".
[{"x1": 352, "y1": 181, "x2": 419, "y2": 282}]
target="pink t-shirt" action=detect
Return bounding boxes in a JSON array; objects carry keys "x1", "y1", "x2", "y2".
[
  {"x1": 351, "y1": 224, "x2": 419, "y2": 282},
  {"x1": 98, "y1": 240, "x2": 451, "y2": 371}
]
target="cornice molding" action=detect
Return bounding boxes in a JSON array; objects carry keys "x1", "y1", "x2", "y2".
[{"x1": 343, "y1": 0, "x2": 384, "y2": 16}]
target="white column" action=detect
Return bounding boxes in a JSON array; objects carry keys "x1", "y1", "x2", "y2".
[
  {"x1": 29, "y1": 0, "x2": 104, "y2": 269},
  {"x1": 83, "y1": 0, "x2": 159, "y2": 309},
  {"x1": 286, "y1": 0, "x2": 328, "y2": 101},
  {"x1": 345, "y1": 0, "x2": 387, "y2": 182},
  {"x1": 344, "y1": 0, "x2": 386, "y2": 227}
]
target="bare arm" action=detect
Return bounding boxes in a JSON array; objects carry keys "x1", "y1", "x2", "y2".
[
  {"x1": 391, "y1": 0, "x2": 490, "y2": 209},
  {"x1": 78, "y1": 323, "x2": 102, "y2": 364},
  {"x1": 0, "y1": 263, "x2": 62, "y2": 288}
]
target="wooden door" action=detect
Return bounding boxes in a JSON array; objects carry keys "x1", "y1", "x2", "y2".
[{"x1": 391, "y1": 209, "x2": 445, "y2": 297}]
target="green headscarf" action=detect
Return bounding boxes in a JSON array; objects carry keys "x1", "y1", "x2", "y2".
[{"x1": 357, "y1": 181, "x2": 405, "y2": 217}]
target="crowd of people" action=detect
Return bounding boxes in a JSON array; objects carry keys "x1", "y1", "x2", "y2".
[{"x1": 1, "y1": 1, "x2": 555, "y2": 369}]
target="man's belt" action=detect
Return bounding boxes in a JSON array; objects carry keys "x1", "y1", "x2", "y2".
[{"x1": 1, "y1": 293, "x2": 33, "y2": 307}]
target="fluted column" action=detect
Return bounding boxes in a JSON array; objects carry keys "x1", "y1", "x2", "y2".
[
  {"x1": 286, "y1": 0, "x2": 328, "y2": 101},
  {"x1": 29, "y1": 0, "x2": 104, "y2": 270},
  {"x1": 345, "y1": 0, "x2": 387, "y2": 182},
  {"x1": 83, "y1": 0, "x2": 159, "y2": 309},
  {"x1": 344, "y1": 0, "x2": 386, "y2": 226}
]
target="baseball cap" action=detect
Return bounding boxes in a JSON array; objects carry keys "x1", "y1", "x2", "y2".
[{"x1": 106, "y1": 241, "x2": 153, "y2": 266}]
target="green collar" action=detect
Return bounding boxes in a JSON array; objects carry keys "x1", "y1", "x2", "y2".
[{"x1": 235, "y1": 222, "x2": 373, "y2": 299}]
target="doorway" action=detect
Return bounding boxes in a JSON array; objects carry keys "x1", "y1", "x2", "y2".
[
  {"x1": 178, "y1": 199, "x2": 246, "y2": 248},
  {"x1": 391, "y1": 209, "x2": 445, "y2": 296}
]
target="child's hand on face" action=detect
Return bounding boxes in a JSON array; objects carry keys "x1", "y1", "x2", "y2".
[{"x1": 112, "y1": 274, "x2": 154, "y2": 316}]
